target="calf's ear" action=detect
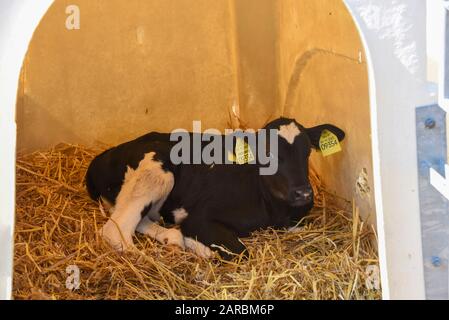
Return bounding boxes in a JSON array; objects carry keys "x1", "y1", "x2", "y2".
[{"x1": 305, "y1": 124, "x2": 345, "y2": 149}]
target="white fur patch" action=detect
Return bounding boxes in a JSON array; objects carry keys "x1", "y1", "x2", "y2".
[
  {"x1": 173, "y1": 208, "x2": 189, "y2": 224},
  {"x1": 184, "y1": 237, "x2": 214, "y2": 259},
  {"x1": 278, "y1": 122, "x2": 301, "y2": 144},
  {"x1": 136, "y1": 216, "x2": 185, "y2": 249},
  {"x1": 100, "y1": 152, "x2": 174, "y2": 251}
]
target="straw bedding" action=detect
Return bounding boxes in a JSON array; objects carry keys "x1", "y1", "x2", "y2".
[{"x1": 14, "y1": 143, "x2": 381, "y2": 300}]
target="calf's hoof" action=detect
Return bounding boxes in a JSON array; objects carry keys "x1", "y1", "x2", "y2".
[
  {"x1": 100, "y1": 219, "x2": 134, "y2": 252},
  {"x1": 159, "y1": 228, "x2": 186, "y2": 250},
  {"x1": 184, "y1": 238, "x2": 214, "y2": 259}
]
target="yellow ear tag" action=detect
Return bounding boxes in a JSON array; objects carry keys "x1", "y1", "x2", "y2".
[
  {"x1": 319, "y1": 130, "x2": 342, "y2": 157},
  {"x1": 227, "y1": 151, "x2": 236, "y2": 163},
  {"x1": 234, "y1": 138, "x2": 255, "y2": 164}
]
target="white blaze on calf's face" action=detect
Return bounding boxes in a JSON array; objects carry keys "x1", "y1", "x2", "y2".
[{"x1": 278, "y1": 122, "x2": 301, "y2": 144}]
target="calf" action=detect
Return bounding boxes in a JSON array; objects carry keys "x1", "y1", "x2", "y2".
[{"x1": 86, "y1": 118, "x2": 344, "y2": 259}]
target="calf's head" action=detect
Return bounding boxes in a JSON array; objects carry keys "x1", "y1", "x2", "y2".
[{"x1": 261, "y1": 118, "x2": 345, "y2": 207}]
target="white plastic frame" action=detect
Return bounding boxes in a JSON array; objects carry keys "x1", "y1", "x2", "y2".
[
  {"x1": 439, "y1": 1, "x2": 449, "y2": 113},
  {"x1": 0, "y1": 0, "x2": 54, "y2": 300}
]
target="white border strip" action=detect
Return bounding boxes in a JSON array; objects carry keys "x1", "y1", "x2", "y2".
[{"x1": 439, "y1": 0, "x2": 449, "y2": 113}]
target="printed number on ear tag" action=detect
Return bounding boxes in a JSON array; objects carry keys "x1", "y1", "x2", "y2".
[
  {"x1": 229, "y1": 138, "x2": 255, "y2": 164},
  {"x1": 319, "y1": 130, "x2": 342, "y2": 157}
]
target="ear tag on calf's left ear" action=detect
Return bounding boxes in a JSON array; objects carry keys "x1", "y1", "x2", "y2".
[
  {"x1": 233, "y1": 138, "x2": 255, "y2": 164},
  {"x1": 319, "y1": 129, "x2": 342, "y2": 157}
]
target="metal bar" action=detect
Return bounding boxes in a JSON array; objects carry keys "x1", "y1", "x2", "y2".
[{"x1": 416, "y1": 104, "x2": 449, "y2": 299}]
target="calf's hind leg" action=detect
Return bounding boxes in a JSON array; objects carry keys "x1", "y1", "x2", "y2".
[
  {"x1": 181, "y1": 218, "x2": 247, "y2": 260},
  {"x1": 135, "y1": 215, "x2": 185, "y2": 249},
  {"x1": 101, "y1": 152, "x2": 174, "y2": 251}
]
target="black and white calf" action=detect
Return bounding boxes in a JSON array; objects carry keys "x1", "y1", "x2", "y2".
[{"x1": 86, "y1": 118, "x2": 345, "y2": 259}]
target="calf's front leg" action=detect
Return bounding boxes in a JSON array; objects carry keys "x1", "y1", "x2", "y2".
[{"x1": 100, "y1": 152, "x2": 174, "y2": 251}]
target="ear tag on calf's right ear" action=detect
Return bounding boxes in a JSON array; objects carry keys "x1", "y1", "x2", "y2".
[{"x1": 319, "y1": 129, "x2": 341, "y2": 157}]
